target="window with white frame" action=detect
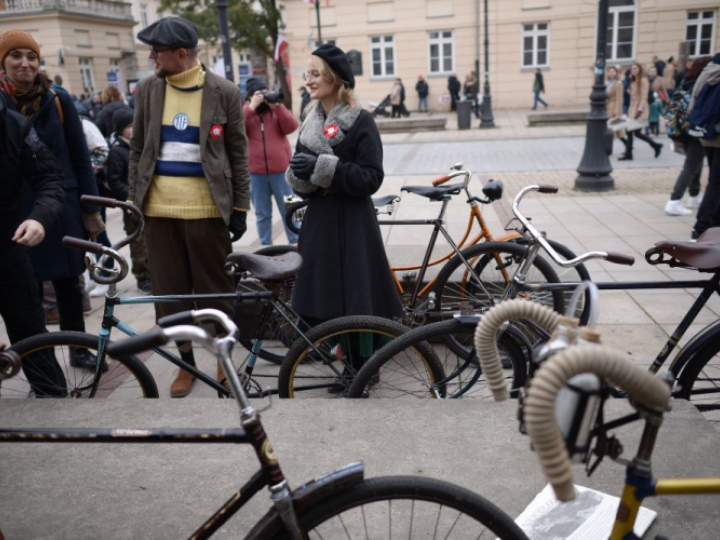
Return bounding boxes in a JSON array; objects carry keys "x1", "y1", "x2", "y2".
[
  {"x1": 606, "y1": 0, "x2": 635, "y2": 61},
  {"x1": 109, "y1": 59, "x2": 120, "y2": 72},
  {"x1": 79, "y1": 58, "x2": 94, "y2": 91},
  {"x1": 140, "y1": 3, "x2": 149, "y2": 28},
  {"x1": 428, "y1": 31, "x2": 453, "y2": 74},
  {"x1": 686, "y1": 11, "x2": 716, "y2": 57},
  {"x1": 370, "y1": 35, "x2": 395, "y2": 77},
  {"x1": 522, "y1": 23, "x2": 549, "y2": 68}
]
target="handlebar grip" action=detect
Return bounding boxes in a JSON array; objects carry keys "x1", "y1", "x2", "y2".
[
  {"x1": 605, "y1": 252, "x2": 635, "y2": 266},
  {"x1": 158, "y1": 311, "x2": 195, "y2": 328},
  {"x1": 80, "y1": 195, "x2": 117, "y2": 208},
  {"x1": 62, "y1": 236, "x2": 105, "y2": 255},
  {"x1": 106, "y1": 330, "x2": 169, "y2": 358},
  {"x1": 0, "y1": 350, "x2": 21, "y2": 380},
  {"x1": 537, "y1": 185, "x2": 559, "y2": 194},
  {"x1": 432, "y1": 174, "x2": 452, "y2": 187}
]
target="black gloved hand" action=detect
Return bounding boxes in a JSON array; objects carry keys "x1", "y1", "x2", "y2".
[
  {"x1": 289, "y1": 153, "x2": 318, "y2": 181},
  {"x1": 229, "y1": 210, "x2": 248, "y2": 242}
]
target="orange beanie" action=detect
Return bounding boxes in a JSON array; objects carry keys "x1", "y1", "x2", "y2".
[{"x1": 0, "y1": 30, "x2": 40, "y2": 65}]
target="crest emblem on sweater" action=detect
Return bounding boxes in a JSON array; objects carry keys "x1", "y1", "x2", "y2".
[
  {"x1": 173, "y1": 113, "x2": 189, "y2": 131},
  {"x1": 324, "y1": 123, "x2": 339, "y2": 139},
  {"x1": 210, "y1": 124, "x2": 224, "y2": 139}
]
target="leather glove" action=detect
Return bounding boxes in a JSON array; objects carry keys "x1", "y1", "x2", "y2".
[
  {"x1": 83, "y1": 211, "x2": 105, "y2": 241},
  {"x1": 229, "y1": 210, "x2": 248, "y2": 242},
  {"x1": 289, "y1": 153, "x2": 318, "y2": 181}
]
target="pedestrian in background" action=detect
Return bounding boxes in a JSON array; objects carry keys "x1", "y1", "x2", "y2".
[
  {"x1": 397, "y1": 78, "x2": 410, "y2": 117},
  {"x1": 447, "y1": 74, "x2": 460, "y2": 112},
  {"x1": 390, "y1": 78, "x2": 402, "y2": 118},
  {"x1": 664, "y1": 56, "x2": 676, "y2": 97},
  {"x1": 532, "y1": 68, "x2": 548, "y2": 110},
  {"x1": 287, "y1": 43, "x2": 402, "y2": 332},
  {"x1": 606, "y1": 66, "x2": 625, "y2": 143},
  {"x1": 244, "y1": 76, "x2": 299, "y2": 246},
  {"x1": 94, "y1": 85, "x2": 130, "y2": 138},
  {"x1": 664, "y1": 56, "x2": 712, "y2": 216},
  {"x1": 619, "y1": 64, "x2": 663, "y2": 160},
  {"x1": 299, "y1": 86, "x2": 311, "y2": 121},
  {"x1": 647, "y1": 66, "x2": 668, "y2": 104},
  {"x1": 105, "y1": 108, "x2": 152, "y2": 293},
  {"x1": 647, "y1": 92, "x2": 664, "y2": 136},
  {"x1": 129, "y1": 17, "x2": 250, "y2": 397},
  {"x1": 415, "y1": 74, "x2": 429, "y2": 113},
  {"x1": 622, "y1": 67, "x2": 632, "y2": 115}
]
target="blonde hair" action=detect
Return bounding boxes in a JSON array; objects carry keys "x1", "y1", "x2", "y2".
[
  {"x1": 303, "y1": 54, "x2": 358, "y2": 117},
  {"x1": 102, "y1": 85, "x2": 123, "y2": 105}
]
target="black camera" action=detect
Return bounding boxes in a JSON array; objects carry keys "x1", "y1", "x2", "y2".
[{"x1": 261, "y1": 90, "x2": 284, "y2": 104}]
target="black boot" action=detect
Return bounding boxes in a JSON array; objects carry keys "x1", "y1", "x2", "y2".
[
  {"x1": 618, "y1": 152, "x2": 633, "y2": 161},
  {"x1": 70, "y1": 348, "x2": 108, "y2": 372},
  {"x1": 654, "y1": 143, "x2": 663, "y2": 158}
]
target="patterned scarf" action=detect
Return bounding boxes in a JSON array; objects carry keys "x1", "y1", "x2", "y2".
[{"x1": 0, "y1": 70, "x2": 49, "y2": 119}]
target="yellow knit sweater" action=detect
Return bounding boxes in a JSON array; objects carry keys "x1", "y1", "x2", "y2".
[{"x1": 143, "y1": 62, "x2": 221, "y2": 219}]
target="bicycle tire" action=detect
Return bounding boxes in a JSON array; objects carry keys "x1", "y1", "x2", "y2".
[
  {"x1": 3, "y1": 331, "x2": 158, "y2": 399},
  {"x1": 347, "y1": 318, "x2": 527, "y2": 399},
  {"x1": 675, "y1": 335, "x2": 720, "y2": 425},
  {"x1": 433, "y1": 242, "x2": 563, "y2": 356},
  {"x1": 237, "y1": 245, "x2": 301, "y2": 365},
  {"x1": 278, "y1": 315, "x2": 444, "y2": 398},
  {"x1": 250, "y1": 475, "x2": 528, "y2": 540}
]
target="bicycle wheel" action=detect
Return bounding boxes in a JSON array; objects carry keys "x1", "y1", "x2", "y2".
[
  {"x1": 251, "y1": 475, "x2": 528, "y2": 540},
  {"x1": 2, "y1": 331, "x2": 158, "y2": 399},
  {"x1": 278, "y1": 316, "x2": 444, "y2": 398},
  {"x1": 433, "y1": 242, "x2": 563, "y2": 355},
  {"x1": 237, "y1": 245, "x2": 301, "y2": 365},
  {"x1": 675, "y1": 336, "x2": 720, "y2": 427},
  {"x1": 348, "y1": 319, "x2": 527, "y2": 399}
]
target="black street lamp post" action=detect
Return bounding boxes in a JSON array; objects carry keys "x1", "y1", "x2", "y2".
[
  {"x1": 480, "y1": 0, "x2": 495, "y2": 128},
  {"x1": 215, "y1": 0, "x2": 234, "y2": 82},
  {"x1": 315, "y1": 1, "x2": 323, "y2": 46},
  {"x1": 575, "y1": 0, "x2": 614, "y2": 191}
]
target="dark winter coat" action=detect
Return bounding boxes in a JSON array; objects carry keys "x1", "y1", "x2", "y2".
[
  {"x1": 106, "y1": 137, "x2": 131, "y2": 201},
  {"x1": 533, "y1": 72, "x2": 545, "y2": 94},
  {"x1": 416, "y1": 80, "x2": 429, "y2": 98},
  {"x1": 0, "y1": 100, "x2": 65, "y2": 246},
  {"x1": 286, "y1": 102, "x2": 402, "y2": 321},
  {"x1": 448, "y1": 76, "x2": 461, "y2": 95},
  {"x1": 95, "y1": 100, "x2": 132, "y2": 138},
  {"x1": 0, "y1": 88, "x2": 100, "y2": 281}
]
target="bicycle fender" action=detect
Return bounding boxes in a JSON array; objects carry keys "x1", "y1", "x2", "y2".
[
  {"x1": 667, "y1": 319, "x2": 720, "y2": 378},
  {"x1": 244, "y1": 462, "x2": 365, "y2": 539}
]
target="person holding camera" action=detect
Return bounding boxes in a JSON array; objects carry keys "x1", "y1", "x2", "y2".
[{"x1": 243, "y1": 77, "x2": 299, "y2": 245}]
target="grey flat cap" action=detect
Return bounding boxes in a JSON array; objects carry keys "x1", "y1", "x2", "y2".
[{"x1": 137, "y1": 16, "x2": 198, "y2": 49}]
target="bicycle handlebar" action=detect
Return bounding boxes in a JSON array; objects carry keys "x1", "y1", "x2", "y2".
[
  {"x1": 512, "y1": 185, "x2": 635, "y2": 268},
  {"x1": 158, "y1": 309, "x2": 239, "y2": 339},
  {"x1": 525, "y1": 345, "x2": 671, "y2": 502},
  {"x1": 62, "y1": 237, "x2": 129, "y2": 284},
  {"x1": 431, "y1": 169, "x2": 471, "y2": 187},
  {"x1": 0, "y1": 350, "x2": 21, "y2": 381},
  {"x1": 105, "y1": 329, "x2": 170, "y2": 357}
]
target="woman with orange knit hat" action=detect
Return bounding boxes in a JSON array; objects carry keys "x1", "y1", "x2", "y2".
[{"x1": 0, "y1": 29, "x2": 107, "y2": 374}]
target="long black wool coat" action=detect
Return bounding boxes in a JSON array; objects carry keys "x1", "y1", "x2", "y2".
[{"x1": 287, "y1": 103, "x2": 402, "y2": 321}]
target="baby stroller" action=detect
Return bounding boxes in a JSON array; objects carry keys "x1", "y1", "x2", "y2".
[{"x1": 369, "y1": 94, "x2": 391, "y2": 118}]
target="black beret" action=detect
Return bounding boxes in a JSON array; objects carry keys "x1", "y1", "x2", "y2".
[
  {"x1": 311, "y1": 43, "x2": 355, "y2": 89},
  {"x1": 137, "y1": 16, "x2": 198, "y2": 49},
  {"x1": 112, "y1": 107, "x2": 134, "y2": 134}
]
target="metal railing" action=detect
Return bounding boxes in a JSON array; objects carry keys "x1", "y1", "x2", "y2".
[{"x1": 2, "y1": 0, "x2": 133, "y2": 19}]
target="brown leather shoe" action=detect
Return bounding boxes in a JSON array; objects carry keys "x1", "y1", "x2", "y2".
[{"x1": 170, "y1": 369, "x2": 196, "y2": 398}]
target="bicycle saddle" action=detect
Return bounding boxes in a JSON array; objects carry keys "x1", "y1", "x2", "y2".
[
  {"x1": 652, "y1": 228, "x2": 720, "y2": 270},
  {"x1": 372, "y1": 194, "x2": 400, "y2": 207},
  {"x1": 401, "y1": 183, "x2": 464, "y2": 201},
  {"x1": 226, "y1": 251, "x2": 302, "y2": 281}
]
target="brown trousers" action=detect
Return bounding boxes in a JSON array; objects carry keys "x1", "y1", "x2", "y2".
[{"x1": 144, "y1": 217, "x2": 235, "y2": 322}]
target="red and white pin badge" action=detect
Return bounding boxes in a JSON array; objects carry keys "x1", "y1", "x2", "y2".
[
  {"x1": 210, "y1": 124, "x2": 224, "y2": 139},
  {"x1": 324, "y1": 123, "x2": 339, "y2": 139}
]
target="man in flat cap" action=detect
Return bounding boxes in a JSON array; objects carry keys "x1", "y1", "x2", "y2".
[{"x1": 129, "y1": 16, "x2": 251, "y2": 397}]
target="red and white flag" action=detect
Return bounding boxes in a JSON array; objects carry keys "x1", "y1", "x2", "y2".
[{"x1": 274, "y1": 35, "x2": 289, "y2": 63}]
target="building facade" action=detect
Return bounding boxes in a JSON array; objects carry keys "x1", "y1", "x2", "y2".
[{"x1": 282, "y1": 0, "x2": 720, "y2": 114}]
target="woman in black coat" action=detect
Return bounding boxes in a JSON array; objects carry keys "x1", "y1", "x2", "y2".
[
  {"x1": 287, "y1": 44, "x2": 402, "y2": 324},
  {"x1": 0, "y1": 30, "x2": 105, "y2": 370}
]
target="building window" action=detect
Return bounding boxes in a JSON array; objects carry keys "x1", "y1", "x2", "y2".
[
  {"x1": 106, "y1": 32, "x2": 120, "y2": 49},
  {"x1": 686, "y1": 11, "x2": 715, "y2": 57},
  {"x1": 522, "y1": 23, "x2": 549, "y2": 68},
  {"x1": 428, "y1": 31, "x2": 453, "y2": 74},
  {"x1": 79, "y1": 58, "x2": 95, "y2": 91},
  {"x1": 140, "y1": 3, "x2": 149, "y2": 28},
  {"x1": 606, "y1": 0, "x2": 635, "y2": 61},
  {"x1": 75, "y1": 29, "x2": 91, "y2": 48},
  {"x1": 109, "y1": 59, "x2": 121, "y2": 72},
  {"x1": 370, "y1": 35, "x2": 395, "y2": 77}
]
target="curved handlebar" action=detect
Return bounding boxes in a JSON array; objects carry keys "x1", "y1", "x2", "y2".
[
  {"x1": 525, "y1": 345, "x2": 671, "y2": 502},
  {"x1": 431, "y1": 174, "x2": 452, "y2": 187},
  {"x1": 158, "y1": 309, "x2": 239, "y2": 339},
  {"x1": 284, "y1": 200, "x2": 308, "y2": 236},
  {"x1": 512, "y1": 185, "x2": 635, "y2": 268},
  {"x1": 0, "y1": 350, "x2": 22, "y2": 381},
  {"x1": 431, "y1": 168, "x2": 472, "y2": 188},
  {"x1": 62, "y1": 237, "x2": 129, "y2": 285}
]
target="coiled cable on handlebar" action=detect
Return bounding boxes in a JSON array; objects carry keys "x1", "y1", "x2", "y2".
[
  {"x1": 525, "y1": 345, "x2": 671, "y2": 502},
  {"x1": 473, "y1": 299, "x2": 561, "y2": 401}
]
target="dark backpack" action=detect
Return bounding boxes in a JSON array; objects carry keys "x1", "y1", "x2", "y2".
[
  {"x1": 688, "y1": 82, "x2": 720, "y2": 140},
  {"x1": 664, "y1": 89, "x2": 691, "y2": 140}
]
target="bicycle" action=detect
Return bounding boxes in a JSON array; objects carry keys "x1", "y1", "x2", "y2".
[
  {"x1": 0, "y1": 311, "x2": 528, "y2": 539},
  {"x1": 1, "y1": 197, "x2": 441, "y2": 399}
]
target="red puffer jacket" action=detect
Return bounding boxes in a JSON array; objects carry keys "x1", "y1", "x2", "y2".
[{"x1": 243, "y1": 103, "x2": 299, "y2": 175}]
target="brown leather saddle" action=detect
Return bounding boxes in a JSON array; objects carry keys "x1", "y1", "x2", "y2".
[
  {"x1": 226, "y1": 251, "x2": 302, "y2": 281},
  {"x1": 648, "y1": 228, "x2": 720, "y2": 271}
]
